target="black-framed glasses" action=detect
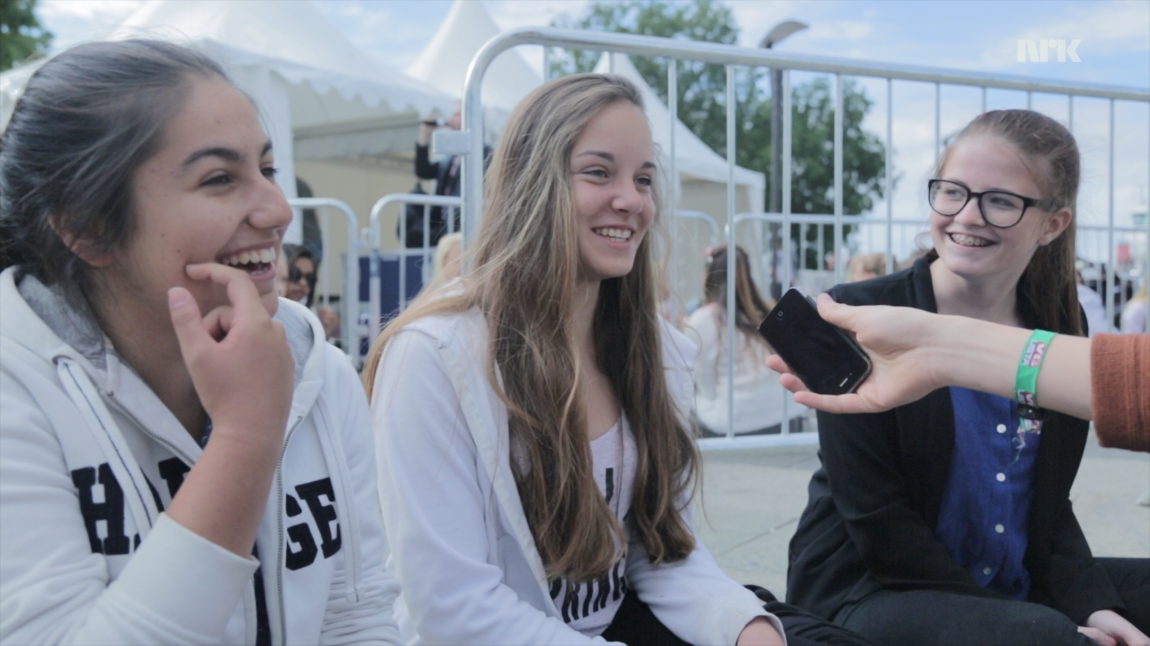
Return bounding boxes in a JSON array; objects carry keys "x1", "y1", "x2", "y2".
[{"x1": 928, "y1": 179, "x2": 1051, "y2": 229}]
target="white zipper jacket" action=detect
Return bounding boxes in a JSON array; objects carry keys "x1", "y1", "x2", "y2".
[
  {"x1": 370, "y1": 309, "x2": 783, "y2": 645},
  {"x1": 0, "y1": 267, "x2": 400, "y2": 646}
]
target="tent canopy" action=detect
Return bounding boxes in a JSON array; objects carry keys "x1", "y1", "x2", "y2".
[
  {"x1": 406, "y1": 0, "x2": 542, "y2": 114},
  {"x1": 112, "y1": 0, "x2": 455, "y2": 128},
  {"x1": 0, "y1": 0, "x2": 458, "y2": 241},
  {"x1": 593, "y1": 52, "x2": 765, "y2": 211}
]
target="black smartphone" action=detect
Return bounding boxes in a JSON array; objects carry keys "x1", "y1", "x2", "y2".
[{"x1": 758, "y1": 288, "x2": 872, "y2": 396}]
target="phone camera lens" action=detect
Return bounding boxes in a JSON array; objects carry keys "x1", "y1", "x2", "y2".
[{"x1": 776, "y1": 311, "x2": 785, "y2": 319}]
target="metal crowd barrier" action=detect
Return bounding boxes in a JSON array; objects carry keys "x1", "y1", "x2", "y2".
[
  {"x1": 286, "y1": 197, "x2": 359, "y2": 359},
  {"x1": 367, "y1": 193, "x2": 463, "y2": 341},
  {"x1": 450, "y1": 28, "x2": 1150, "y2": 450}
]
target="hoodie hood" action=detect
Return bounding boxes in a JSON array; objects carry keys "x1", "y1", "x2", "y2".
[{"x1": 7, "y1": 267, "x2": 316, "y2": 392}]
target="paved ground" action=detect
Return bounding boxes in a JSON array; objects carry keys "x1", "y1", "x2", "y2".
[{"x1": 693, "y1": 430, "x2": 1150, "y2": 600}]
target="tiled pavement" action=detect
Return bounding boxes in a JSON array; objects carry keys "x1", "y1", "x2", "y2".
[{"x1": 694, "y1": 431, "x2": 1150, "y2": 600}]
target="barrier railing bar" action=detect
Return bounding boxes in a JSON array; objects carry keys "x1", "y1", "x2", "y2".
[
  {"x1": 1107, "y1": 98, "x2": 1115, "y2": 331},
  {"x1": 935, "y1": 82, "x2": 941, "y2": 157},
  {"x1": 471, "y1": 28, "x2": 1150, "y2": 101},
  {"x1": 725, "y1": 63, "x2": 737, "y2": 441},
  {"x1": 367, "y1": 193, "x2": 463, "y2": 341},
  {"x1": 781, "y1": 68, "x2": 794, "y2": 435},
  {"x1": 675, "y1": 210, "x2": 720, "y2": 245},
  {"x1": 885, "y1": 78, "x2": 894, "y2": 275},
  {"x1": 834, "y1": 73, "x2": 844, "y2": 285},
  {"x1": 286, "y1": 197, "x2": 358, "y2": 359},
  {"x1": 669, "y1": 58, "x2": 679, "y2": 319},
  {"x1": 319, "y1": 202, "x2": 331, "y2": 307},
  {"x1": 735, "y1": 212, "x2": 1147, "y2": 234},
  {"x1": 462, "y1": 28, "x2": 1150, "y2": 269}
]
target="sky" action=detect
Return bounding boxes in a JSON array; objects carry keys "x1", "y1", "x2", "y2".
[{"x1": 32, "y1": 0, "x2": 1150, "y2": 255}]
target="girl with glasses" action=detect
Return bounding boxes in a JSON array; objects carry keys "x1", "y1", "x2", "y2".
[
  {"x1": 785, "y1": 110, "x2": 1149, "y2": 646},
  {"x1": 365, "y1": 74, "x2": 874, "y2": 646},
  {"x1": 0, "y1": 40, "x2": 399, "y2": 644}
]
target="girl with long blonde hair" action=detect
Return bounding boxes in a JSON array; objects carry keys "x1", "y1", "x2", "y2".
[{"x1": 365, "y1": 74, "x2": 874, "y2": 646}]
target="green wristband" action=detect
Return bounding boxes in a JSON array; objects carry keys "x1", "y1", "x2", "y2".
[{"x1": 1015, "y1": 329, "x2": 1057, "y2": 432}]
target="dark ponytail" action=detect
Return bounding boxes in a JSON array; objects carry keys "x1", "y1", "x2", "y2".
[
  {"x1": 0, "y1": 39, "x2": 229, "y2": 300},
  {"x1": 703, "y1": 244, "x2": 773, "y2": 341}
]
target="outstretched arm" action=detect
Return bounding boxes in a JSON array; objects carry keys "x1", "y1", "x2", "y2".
[{"x1": 766, "y1": 294, "x2": 1093, "y2": 420}]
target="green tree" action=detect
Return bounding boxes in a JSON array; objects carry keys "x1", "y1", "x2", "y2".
[
  {"x1": 1, "y1": 0, "x2": 53, "y2": 72},
  {"x1": 549, "y1": 0, "x2": 891, "y2": 269}
]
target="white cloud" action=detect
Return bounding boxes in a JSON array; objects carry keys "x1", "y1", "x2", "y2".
[
  {"x1": 975, "y1": 0, "x2": 1150, "y2": 71},
  {"x1": 37, "y1": 0, "x2": 143, "y2": 49},
  {"x1": 38, "y1": 0, "x2": 142, "y2": 22},
  {"x1": 1014, "y1": 0, "x2": 1150, "y2": 54},
  {"x1": 487, "y1": 0, "x2": 586, "y2": 30},
  {"x1": 312, "y1": 1, "x2": 436, "y2": 71}
]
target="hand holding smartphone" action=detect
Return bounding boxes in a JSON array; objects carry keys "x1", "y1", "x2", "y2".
[{"x1": 759, "y1": 289, "x2": 872, "y2": 396}]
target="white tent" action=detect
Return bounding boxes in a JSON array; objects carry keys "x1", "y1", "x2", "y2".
[
  {"x1": 406, "y1": 0, "x2": 542, "y2": 115},
  {"x1": 593, "y1": 52, "x2": 765, "y2": 215},
  {"x1": 1, "y1": 0, "x2": 457, "y2": 242}
]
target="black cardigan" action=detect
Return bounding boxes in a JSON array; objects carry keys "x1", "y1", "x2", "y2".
[{"x1": 785, "y1": 256, "x2": 1124, "y2": 625}]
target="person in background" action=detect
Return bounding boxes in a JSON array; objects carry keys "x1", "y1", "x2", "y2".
[
  {"x1": 0, "y1": 39, "x2": 398, "y2": 645},
  {"x1": 366, "y1": 73, "x2": 872, "y2": 646},
  {"x1": 431, "y1": 231, "x2": 464, "y2": 283},
  {"x1": 846, "y1": 253, "x2": 888, "y2": 284},
  {"x1": 317, "y1": 302, "x2": 342, "y2": 349},
  {"x1": 785, "y1": 109, "x2": 1148, "y2": 646},
  {"x1": 282, "y1": 243, "x2": 316, "y2": 307},
  {"x1": 275, "y1": 248, "x2": 290, "y2": 298},
  {"x1": 1121, "y1": 283, "x2": 1148, "y2": 334},
  {"x1": 683, "y1": 244, "x2": 806, "y2": 436},
  {"x1": 408, "y1": 102, "x2": 464, "y2": 249},
  {"x1": 1078, "y1": 270, "x2": 1111, "y2": 337}
]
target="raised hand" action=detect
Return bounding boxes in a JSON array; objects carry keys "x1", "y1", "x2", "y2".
[
  {"x1": 168, "y1": 262, "x2": 294, "y2": 447},
  {"x1": 766, "y1": 294, "x2": 946, "y2": 415}
]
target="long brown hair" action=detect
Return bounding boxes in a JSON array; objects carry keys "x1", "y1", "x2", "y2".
[
  {"x1": 932, "y1": 109, "x2": 1082, "y2": 335},
  {"x1": 703, "y1": 244, "x2": 773, "y2": 342},
  {"x1": 363, "y1": 74, "x2": 698, "y2": 583}
]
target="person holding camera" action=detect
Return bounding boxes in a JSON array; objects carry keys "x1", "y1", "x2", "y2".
[{"x1": 405, "y1": 102, "x2": 493, "y2": 249}]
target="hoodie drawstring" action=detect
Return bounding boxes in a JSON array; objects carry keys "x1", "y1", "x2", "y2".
[{"x1": 55, "y1": 358, "x2": 159, "y2": 539}]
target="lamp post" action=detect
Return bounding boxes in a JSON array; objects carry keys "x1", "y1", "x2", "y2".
[
  {"x1": 759, "y1": 21, "x2": 808, "y2": 300},
  {"x1": 759, "y1": 20, "x2": 808, "y2": 216}
]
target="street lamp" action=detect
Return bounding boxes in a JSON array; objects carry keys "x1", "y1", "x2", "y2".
[
  {"x1": 759, "y1": 20, "x2": 808, "y2": 216},
  {"x1": 759, "y1": 20, "x2": 808, "y2": 299}
]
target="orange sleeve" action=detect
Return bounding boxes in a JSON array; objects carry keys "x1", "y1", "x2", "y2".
[{"x1": 1090, "y1": 333, "x2": 1150, "y2": 452}]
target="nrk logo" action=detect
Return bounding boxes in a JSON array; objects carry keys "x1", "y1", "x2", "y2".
[{"x1": 1018, "y1": 39, "x2": 1081, "y2": 63}]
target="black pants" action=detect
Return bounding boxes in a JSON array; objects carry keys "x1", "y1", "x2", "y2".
[
  {"x1": 833, "y1": 558, "x2": 1149, "y2": 646},
  {"x1": 600, "y1": 590, "x2": 875, "y2": 646}
]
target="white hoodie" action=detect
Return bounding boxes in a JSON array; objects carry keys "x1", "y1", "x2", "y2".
[
  {"x1": 0, "y1": 267, "x2": 400, "y2": 645},
  {"x1": 370, "y1": 308, "x2": 783, "y2": 645}
]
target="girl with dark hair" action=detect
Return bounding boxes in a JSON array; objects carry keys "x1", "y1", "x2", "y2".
[
  {"x1": 282, "y1": 242, "x2": 317, "y2": 307},
  {"x1": 365, "y1": 74, "x2": 872, "y2": 646},
  {"x1": 786, "y1": 110, "x2": 1149, "y2": 646},
  {"x1": 0, "y1": 40, "x2": 398, "y2": 644},
  {"x1": 684, "y1": 244, "x2": 806, "y2": 436}
]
